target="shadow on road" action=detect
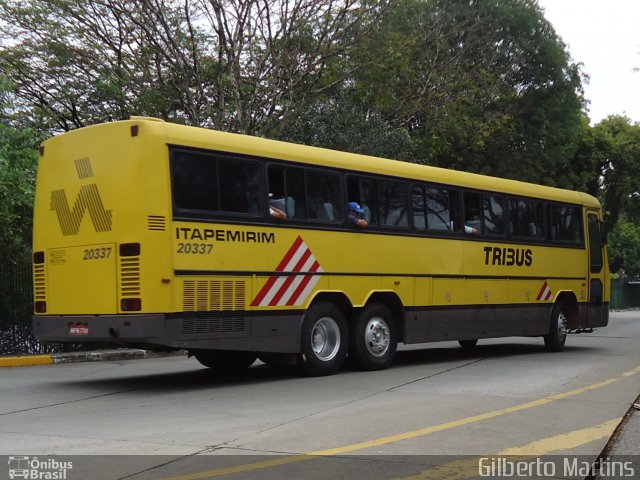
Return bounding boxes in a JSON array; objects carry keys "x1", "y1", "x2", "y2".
[{"x1": 56, "y1": 339, "x2": 601, "y2": 395}]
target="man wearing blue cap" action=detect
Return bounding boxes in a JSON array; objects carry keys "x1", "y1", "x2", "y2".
[{"x1": 347, "y1": 201, "x2": 368, "y2": 228}]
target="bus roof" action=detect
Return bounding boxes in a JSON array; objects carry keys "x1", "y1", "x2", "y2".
[{"x1": 51, "y1": 117, "x2": 602, "y2": 209}]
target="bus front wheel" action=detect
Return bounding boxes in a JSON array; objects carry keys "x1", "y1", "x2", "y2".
[
  {"x1": 298, "y1": 302, "x2": 349, "y2": 376},
  {"x1": 193, "y1": 350, "x2": 258, "y2": 371},
  {"x1": 543, "y1": 302, "x2": 568, "y2": 352},
  {"x1": 350, "y1": 304, "x2": 397, "y2": 371}
]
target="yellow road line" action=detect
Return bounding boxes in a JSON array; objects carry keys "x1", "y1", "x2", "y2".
[
  {"x1": 161, "y1": 365, "x2": 640, "y2": 480},
  {"x1": 396, "y1": 418, "x2": 620, "y2": 480},
  {"x1": 0, "y1": 355, "x2": 53, "y2": 367}
]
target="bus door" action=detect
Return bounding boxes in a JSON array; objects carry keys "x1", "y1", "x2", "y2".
[{"x1": 586, "y1": 210, "x2": 607, "y2": 327}]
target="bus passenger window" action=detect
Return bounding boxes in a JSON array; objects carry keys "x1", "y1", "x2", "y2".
[
  {"x1": 306, "y1": 170, "x2": 342, "y2": 223},
  {"x1": 379, "y1": 180, "x2": 408, "y2": 227},
  {"x1": 219, "y1": 159, "x2": 261, "y2": 214},
  {"x1": 171, "y1": 150, "x2": 219, "y2": 211},
  {"x1": 412, "y1": 186, "x2": 426, "y2": 229},
  {"x1": 347, "y1": 175, "x2": 377, "y2": 225},
  {"x1": 426, "y1": 188, "x2": 452, "y2": 231},
  {"x1": 509, "y1": 198, "x2": 544, "y2": 238},
  {"x1": 463, "y1": 192, "x2": 482, "y2": 234},
  {"x1": 483, "y1": 195, "x2": 505, "y2": 236},
  {"x1": 548, "y1": 204, "x2": 583, "y2": 243}
]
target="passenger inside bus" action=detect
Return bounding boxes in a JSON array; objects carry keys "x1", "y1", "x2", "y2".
[
  {"x1": 268, "y1": 193, "x2": 287, "y2": 219},
  {"x1": 347, "y1": 201, "x2": 368, "y2": 228}
]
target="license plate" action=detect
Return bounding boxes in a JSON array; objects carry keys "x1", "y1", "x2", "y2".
[{"x1": 69, "y1": 324, "x2": 89, "y2": 335}]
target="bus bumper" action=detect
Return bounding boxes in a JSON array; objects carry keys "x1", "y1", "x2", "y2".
[
  {"x1": 32, "y1": 313, "x2": 302, "y2": 353},
  {"x1": 33, "y1": 314, "x2": 167, "y2": 344}
]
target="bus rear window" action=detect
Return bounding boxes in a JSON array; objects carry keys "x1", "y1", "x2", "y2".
[{"x1": 171, "y1": 149, "x2": 262, "y2": 215}]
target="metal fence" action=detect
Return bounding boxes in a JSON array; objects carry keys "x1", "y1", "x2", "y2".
[
  {"x1": 0, "y1": 258, "x2": 41, "y2": 355},
  {"x1": 610, "y1": 280, "x2": 640, "y2": 310},
  {"x1": 1, "y1": 259, "x2": 638, "y2": 355}
]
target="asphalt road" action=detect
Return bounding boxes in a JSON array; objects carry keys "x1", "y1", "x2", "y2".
[{"x1": 1, "y1": 311, "x2": 639, "y2": 480}]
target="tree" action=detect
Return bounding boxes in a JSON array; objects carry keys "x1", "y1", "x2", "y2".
[
  {"x1": 348, "y1": 0, "x2": 586, "y2": 187},
  {"x1": 589, "y1": 116, "x2": 640, "y2": 234},
  {"x1": 275, "y1": 90, "x2": 415, "y2": 160},
  {"x1": 0, "y1": 0, "x2": 389, "y2": 135},
  {"x1": 0, "y1": 123, "x2": 39, "y2": 263},
  {"x1": 608, "y1": 219, "x2": 640, "y2": 279}
]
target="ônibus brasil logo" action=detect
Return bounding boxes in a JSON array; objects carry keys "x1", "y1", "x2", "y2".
[
  {"x1": 49, "y1": 157, "x2": 112, "y2": 236},
  {"x1": 8, "y1": 456, "x2": 73, "y2": 480}
]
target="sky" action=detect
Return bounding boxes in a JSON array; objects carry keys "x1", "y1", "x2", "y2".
[{"x1": 537, "y1": 0, "x2": 640, "y2": 125}]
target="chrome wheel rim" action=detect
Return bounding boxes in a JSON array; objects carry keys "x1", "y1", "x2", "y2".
[
  {"x1": 557, "y1": 310, "x2": 567, "y2": 340},
  {"x1": 364, "y1": 316, "x2": 390, "y2": 357},
  {"x1": 311, "y1": 317, "x2": 341, "y2": 362}
]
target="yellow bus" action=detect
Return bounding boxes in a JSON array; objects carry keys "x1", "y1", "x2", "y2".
[{"x1": 32, "y1": 117, "x2": 609, "y2": 376}]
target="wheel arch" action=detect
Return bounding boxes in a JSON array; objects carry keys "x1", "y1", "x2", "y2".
[
  {"x1": 554, "y1": 290, "x2": 580, "y2": 329},
  {"x1": 308, "y1": 291, "x2": 353, "y2": 319}
]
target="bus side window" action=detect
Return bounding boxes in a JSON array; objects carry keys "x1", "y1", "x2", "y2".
[
  {"x1": 483, "y1": 194, "x2": 505, "y2": 236},
  {"x1": 171, "y1": 150, "x2": 218, "y2": 212},
  {"x1": 426, "y1": 187, "x2": 453, "y2": 231},
  {"x1": 412, "y1": 185, "x2": 426, "y2": 229},
  {"x1": 347, "y1": 175, "x2": 377, "y2": 225},
  {"x1": 219, "y1": 158, "x2": 261, "y2": 214},
  {"x1": 268, "y1": 165, "x2": 305, "y2": 219},
  {"x1": 463, "y1": 192, "x2": 483, "y2": 234},
  {"x1": 510, "y1": 198, "x2": 545, "y2": 239},
  {"x1": 379, "y1": 179, "x2": 408, "y2": 227},
  {"x1": 449, "y1": 190, "x2": 462, "y2": 232},
  {"x1": 307, "y1": 170, "x2": 342, "y2": 223}
]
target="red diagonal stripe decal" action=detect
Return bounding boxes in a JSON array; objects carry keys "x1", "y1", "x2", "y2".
[
  {"x1": 251, "y1": 236, "x2": 304, "y2": 307},
  {"x1": 287, "y1": 261, "x2": 321, "y2": 306},
  {"x1": 269, "y1": 249, "x2": 313, "y2": 306}
]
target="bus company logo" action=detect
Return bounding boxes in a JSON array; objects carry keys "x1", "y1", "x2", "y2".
[
  {"x1": 8, "y1": 456, "x2": 73, "y2": 479},
  {"x1": 49, "y1": 158, "x2": 112, "y2": 236},
  {"x1": 251, "y1": 236, "x2": 323, "y2": 307},
  {"x1": 536, "y1": 281, "x2": 553, "y2": 301}
]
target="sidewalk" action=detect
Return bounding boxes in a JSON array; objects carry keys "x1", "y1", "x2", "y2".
[
  {"x1": 591, "y1": 395, "x2": 640, "y2": 479},
  {"x1": 0, "y1": 348, "x2": 185, "y2": 368}
]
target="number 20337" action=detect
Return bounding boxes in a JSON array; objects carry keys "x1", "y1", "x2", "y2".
[{"x1": 177, "y1": 242, "x2": 213, "y2": 254}]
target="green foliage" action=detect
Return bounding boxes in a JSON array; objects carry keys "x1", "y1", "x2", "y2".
[
  {"x1": 274, "y1": 92, "x2": 415, "y2": 160},
  {"x1": 0, "y1": 0, "x2": 388, "y2": 134},
  {"x1": 608, "y1": 219, "x2": 640, "y2": 278},
  {"x1": 350, "y1": 0, "x2": 585, "y2": 187},
  {"x1": 0, "y1": 123, "x2": 39, "y2": 263},
  {"x1": 588, "y1": 116, "x2": 640, "y2": 233}
]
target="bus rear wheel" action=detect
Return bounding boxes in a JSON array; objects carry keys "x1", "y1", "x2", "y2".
[
  {"x1": 350, "y1": 304, "x2": 397, "y2": 371},
  {"x1": 297, "y1": 302, "x2": 348, "y2": 376},
  {"x1": 193, "y1": 350, "x2": 258, "y2": 371},
  {"x1": 544, "y1": 302, "x2": 568, "y2": 352}
]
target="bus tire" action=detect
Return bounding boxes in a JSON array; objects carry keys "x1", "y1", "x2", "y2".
[
  {"x1": 544, "y1": 302, "x2": 568, "y2": 352},
  {"x1": 350, "y1": 304, "x2": 397, "y2": 371},
  {"x1": 193, "y1": 350, "x2": 258, "y2": 371},
  {"x1": 297, "y1": 302, "x2": 349, "y2": 377},
  {"x1": 458, "y1": 339, "x2": 478, "y2": 351}
]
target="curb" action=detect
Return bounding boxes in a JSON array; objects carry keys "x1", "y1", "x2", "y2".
[{"x1": 0, "y1": 349, "x2": 186, "y2": 368}]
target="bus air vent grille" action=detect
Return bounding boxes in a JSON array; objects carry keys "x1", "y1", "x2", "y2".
[
  {"x1": 148, "y1": 216, "x2": 166, "y2": 231},
  {"x1": 180, "y1": 313, "x2": 246, "y2": 336},
  {"x1": 182, "y1": 280, "x2": 246, "y2": 312},
  {"x1": 119, "y1": 257, "x2": 141, "y2": 297},
  {"x1": 33, "y1": 263, "x2": 46, "y2": 302}
]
